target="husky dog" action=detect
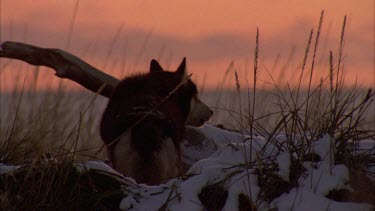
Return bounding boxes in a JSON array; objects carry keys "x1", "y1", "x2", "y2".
[{"x1": 100, "y1": 58, "x2": 213, "y2": 185}]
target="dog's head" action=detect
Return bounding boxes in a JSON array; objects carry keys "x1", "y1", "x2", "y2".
[{"x1": 149, "y1": 58, "x2": 213, "y2": 127}]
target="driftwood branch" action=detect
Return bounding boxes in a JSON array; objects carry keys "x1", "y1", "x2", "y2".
[{"x1": 0, "y1": 41, "x2": 120, "y2": 98}]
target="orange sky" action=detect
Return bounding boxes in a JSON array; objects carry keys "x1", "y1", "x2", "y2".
[{"x1": 1, "y1": 0, "x2": 374, "y2": 91}]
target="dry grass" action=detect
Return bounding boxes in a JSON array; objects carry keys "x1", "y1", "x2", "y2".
[
  {"x1": 199, "y1": 12, "x2": 374, "y2": 209},
  {"x1": 0, "y1": 156, "x2": 126, "y2": 210}
]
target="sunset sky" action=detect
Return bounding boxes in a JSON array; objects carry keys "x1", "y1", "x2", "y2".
[{"x1": 1, "y1": 0, "x2": 374, "y2": 91}]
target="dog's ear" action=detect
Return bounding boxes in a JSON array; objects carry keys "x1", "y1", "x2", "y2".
[
  {"x1": 176, "y1": 57, "x2": 188, "y2": 80},
  {"x1": 150, "y1": 59, "x2": 164, "y2": 72}
]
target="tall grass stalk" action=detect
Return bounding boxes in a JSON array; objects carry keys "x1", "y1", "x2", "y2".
[
  {"x1": 329, "y1": 50, "x2": 334, "y2": 175},
  {"x1": 305, "y1": 10, "x2": 324, "y2": 131},
  {"x1": 250, "y1": 27, "x2": 259, "y2": 139},
  {"x1": 66, "y1": 0, "x2": 80, "y2": 51},
  {"x1": 102, "y1": 24, "x2": 124, "y2": 70},
  {"x1": 213, "y1": 61, "x2": 234, "y2": 115},
  {"x1": 296, "y1": 28, "x2": 314, "y2": 101},
  {"x1": 247, "y1": 27, "x2": 259, "y2": 205},
  {"x1": 334, "y1": 15, "x2": 347, "y2": 121}
]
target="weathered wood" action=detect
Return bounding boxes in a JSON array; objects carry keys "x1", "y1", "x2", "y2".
[{"x1": 0, "y1": 41, "x2": 120, "y2": 98}]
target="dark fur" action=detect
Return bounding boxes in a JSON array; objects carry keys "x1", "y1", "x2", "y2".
[{"x1": 100, "y1": 58, "x2": 198, "y2": 184}]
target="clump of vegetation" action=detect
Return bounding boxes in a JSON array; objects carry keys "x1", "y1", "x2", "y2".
[
  {"x1": 199, "y1": 11, "x2": 374, "y2": 208},
  {"x1": 0, "y1": 156, "x2": 126, "y2": 210}
]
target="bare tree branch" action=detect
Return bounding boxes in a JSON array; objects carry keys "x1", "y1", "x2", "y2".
[{"x1": 0, "y1": 41, "x2": 119, "y2": 98}]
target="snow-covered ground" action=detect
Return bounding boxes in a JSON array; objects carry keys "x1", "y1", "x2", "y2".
[
  {"x1": 1, "y1": 123, "x2": 374, "y2": 210},
  {"x1": 80, "y1": 124, "x2": 374, "y2": 210}
]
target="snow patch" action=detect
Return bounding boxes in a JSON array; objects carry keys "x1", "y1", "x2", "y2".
[
  {"x1": 74, "y1": 160, "x2": 121, "y2": 175},
  {"x1": 0, "y1": 163, "x2": 21, "y2": 175},
  {"x1": 277, "y1": 152, "x2": 291, "y2": 181},
  {"x1": 273, "y1": 187, "x2": 373, "y2": 211}
]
